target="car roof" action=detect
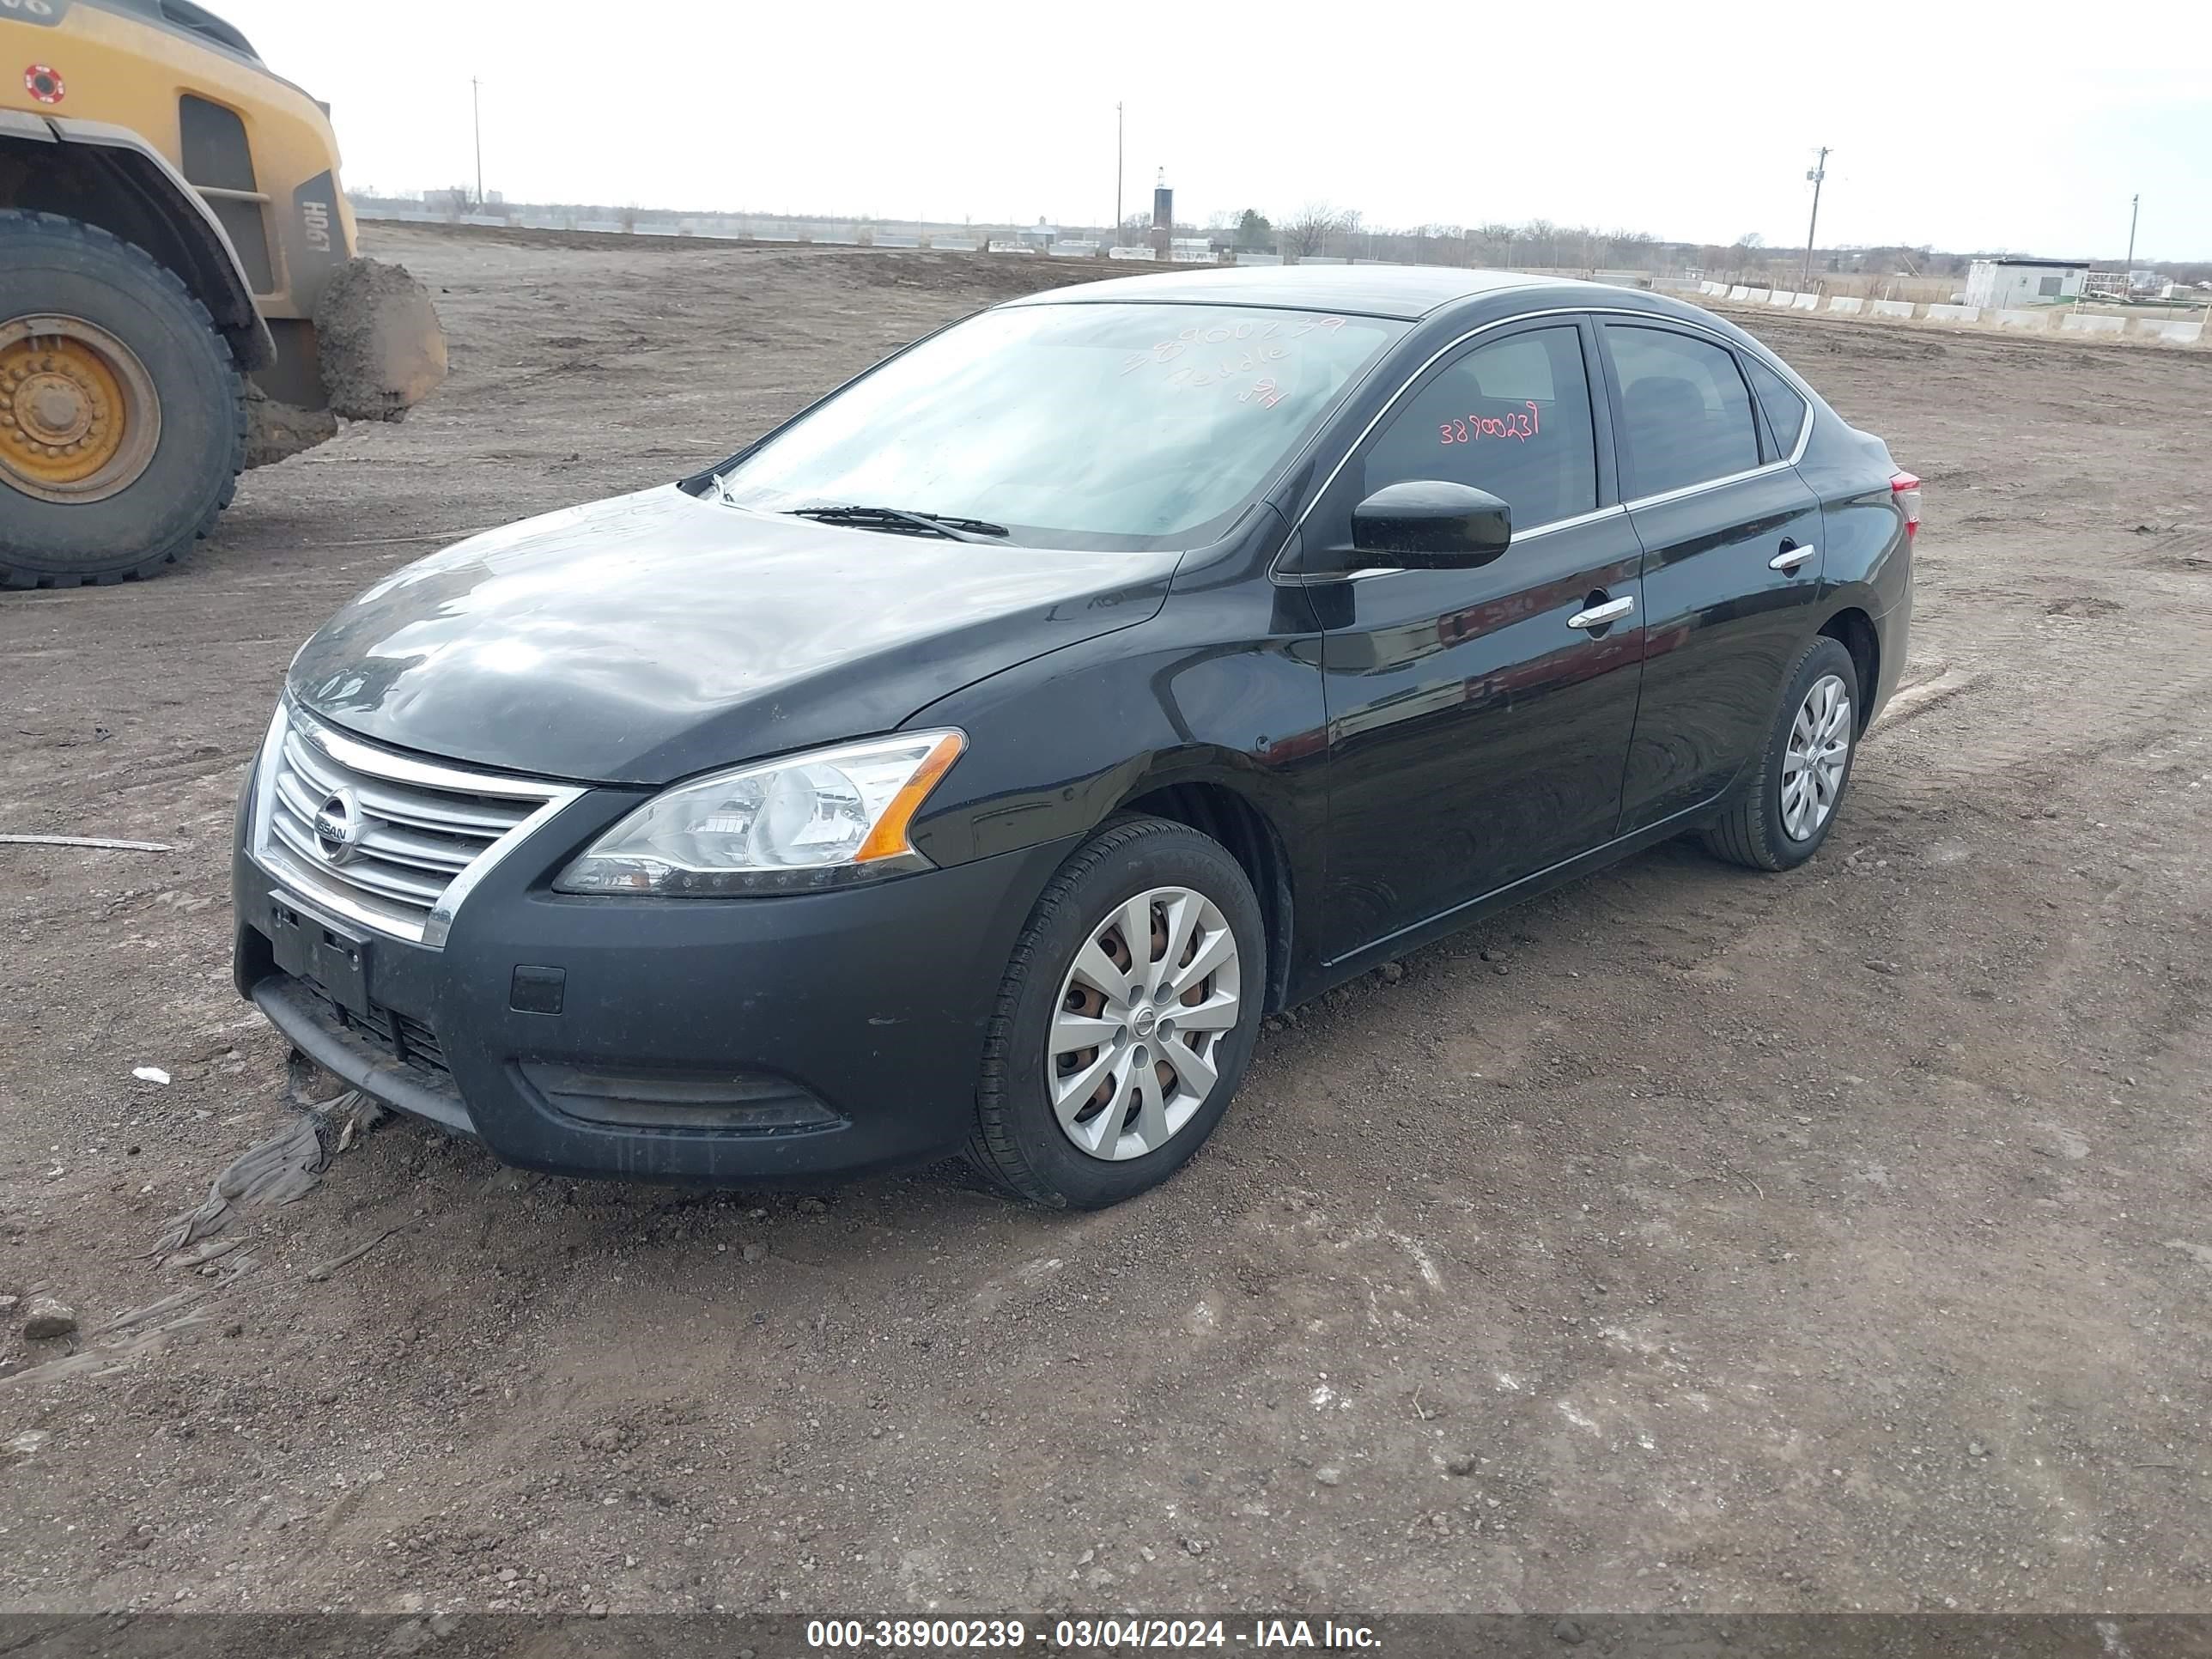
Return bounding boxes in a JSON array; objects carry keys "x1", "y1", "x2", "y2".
[{"x1": 1000, "y1": 263, "x2": 1607, "y2": 321}]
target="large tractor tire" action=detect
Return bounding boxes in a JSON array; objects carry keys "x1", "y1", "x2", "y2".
[{"x1": 0, "y1": 210, "x2": 246, "y2": 588}]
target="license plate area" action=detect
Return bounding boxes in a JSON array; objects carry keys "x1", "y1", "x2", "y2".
[{"x1": 269, "y1": 895, "x2": 371, "y2": 1017}]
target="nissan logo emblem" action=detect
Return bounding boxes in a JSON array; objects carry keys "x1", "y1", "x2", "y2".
[{"x1": 313, "y1": 787, "x2": 366, "y2": 865}]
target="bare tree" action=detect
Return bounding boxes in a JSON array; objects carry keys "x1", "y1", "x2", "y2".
[
  {"x1": 1281, "y1": 201, "x2": 1353, "y2": 260},
  {"x1": 1472, "y1": 222, "x2": 1518, "y2": 267}
]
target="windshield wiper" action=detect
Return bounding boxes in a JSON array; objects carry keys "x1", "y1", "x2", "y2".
[{"x1": 785, "y1": 504, "x2": 1010, "y2": 544}]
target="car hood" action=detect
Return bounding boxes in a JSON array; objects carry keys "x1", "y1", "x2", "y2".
[{"x1": 288, "y1": 485, "x2": 1179, "y2": 785}]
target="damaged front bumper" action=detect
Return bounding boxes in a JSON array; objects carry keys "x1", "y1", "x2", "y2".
[{"x1": 230, "y1": 764, "x2": 1073, "y2": 1184}]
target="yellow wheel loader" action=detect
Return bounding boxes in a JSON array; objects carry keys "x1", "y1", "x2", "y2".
[{"x1": 1, "y1": 0, "x2": 446, "y2": 586}]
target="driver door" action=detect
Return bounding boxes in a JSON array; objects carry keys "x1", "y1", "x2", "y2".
[{"x1": 1304, "y1": 317, "x2": 1648, "y2": 960}]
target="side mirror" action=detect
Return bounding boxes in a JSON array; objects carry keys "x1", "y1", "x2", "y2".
[{"x1": 1350, "y1": 481, "x2": 1511, "y2": 568}]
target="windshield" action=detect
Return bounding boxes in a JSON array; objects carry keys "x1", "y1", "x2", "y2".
[{"x1": 712, "y1": 302, "x2": 1407, "y2": 550}]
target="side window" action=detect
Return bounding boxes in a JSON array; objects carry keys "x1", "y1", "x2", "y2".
[
  {"x1": 1740, "y1": 353, "x2": 1808, "y2": 459},
  {"x1": 2038, "y1": 275, "x2": 2062, "y2": 297},
  {"x1": 1606, "y1": 325, "x2": 1761, "y2": 500},
  {"x1": 1362, "y1": 326, "x2": 1598, "y2": 532}
]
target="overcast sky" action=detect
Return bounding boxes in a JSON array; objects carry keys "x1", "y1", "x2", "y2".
[{"x1": 222, "y1": 0, "x2": 2208, "y2": 259}]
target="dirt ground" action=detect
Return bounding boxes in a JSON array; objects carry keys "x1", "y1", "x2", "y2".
[{"x1": 3, "y1": 223, "x2": 2209, "y2": 1618}]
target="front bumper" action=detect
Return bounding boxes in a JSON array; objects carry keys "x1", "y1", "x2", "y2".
[{"x1": 233, "y1": 786, "x2": 1075, "y2": 1182}]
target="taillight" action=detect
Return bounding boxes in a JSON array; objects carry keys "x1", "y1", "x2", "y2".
[{"x1": 1891, "y1": 471, "x2": 1922, "y2": 541}]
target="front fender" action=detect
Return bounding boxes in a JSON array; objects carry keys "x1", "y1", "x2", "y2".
[
  {"x1": 36, "y1": 115, "x2": 275, "y2": 369},
  {"x1": 902, "y1": 536, "x2": 1332, "y2": 995}
]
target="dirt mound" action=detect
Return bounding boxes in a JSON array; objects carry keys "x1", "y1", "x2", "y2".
[
  {"x1": 240, "y1": 381, "x2": 337, "y2": 468},
  {"x1": 313, "y1": 258, "x2": 448, "y2": 421}
]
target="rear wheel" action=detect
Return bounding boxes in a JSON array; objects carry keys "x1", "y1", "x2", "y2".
[
  {"x1": 969, "y1": 817, "x2": 1265, "y2": 1208},
  {"x1": 0, "y1": 211, "x2": 246, "y2": 587},
  {"x1": 1700, "y1": 635, "x2": 1861, "y2": 871}
]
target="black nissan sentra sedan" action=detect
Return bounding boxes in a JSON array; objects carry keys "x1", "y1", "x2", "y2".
[{"x1": 234, "y1": 266, "x2": 1917, "y2": 1208}]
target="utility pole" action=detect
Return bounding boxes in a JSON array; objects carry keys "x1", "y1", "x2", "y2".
[
  {"x1": 1802, "y1": 146, "x2": 1828, "y2": 288},
  {"x1": 1114, "y1": 102, "x2": 1123, "y2": 246},
  {"x1": 471, "y1": 77, "x2": 483, "y2": 211},
  {"x1": 2124, "y1": 191, "x2": 2139, "y2": 274}
]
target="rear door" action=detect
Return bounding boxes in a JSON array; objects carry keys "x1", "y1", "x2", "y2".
[
  {"x1": 1308, "y1": 317, "x2": 1647, "y2": 959},
  {"x1": 1597, "y1": 320, "x2": 1824, "y2": 834}
]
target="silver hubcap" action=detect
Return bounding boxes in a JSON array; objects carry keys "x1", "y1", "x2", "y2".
[
  {"x1": 1047, "y1": 885, "x2": 1242, "y2": 1161},
  {"x1": 1780, "y1": 672, "x2": 1852, "y2": 841}
]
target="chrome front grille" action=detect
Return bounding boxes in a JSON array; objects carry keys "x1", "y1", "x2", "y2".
[{"x1": 249, "y1": 704, "x2": 580, "y2": 946}]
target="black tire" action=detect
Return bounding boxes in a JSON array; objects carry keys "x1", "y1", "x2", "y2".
[
  {"x1": 0, "y1": 210, "x2": 246, "y2": 588},
  {"x1": 1701, "y1": 635, "x2": 1861, "y2": 871},
  {"x1": 969, "y1": 816, "x2": 1266, "y2": 1209}
]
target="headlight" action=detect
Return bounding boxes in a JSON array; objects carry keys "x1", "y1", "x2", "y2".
[{"x1": 554, "y1": 731, "x2": 965, "y2": 896}]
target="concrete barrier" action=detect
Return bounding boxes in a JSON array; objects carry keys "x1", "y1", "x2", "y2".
[
  {"x1": 1694, "y1": 271, "x2": 2204, "y2": 349},
  {"x1": 1234, "y1": 251, "x2": 1281, "y2": 266}
]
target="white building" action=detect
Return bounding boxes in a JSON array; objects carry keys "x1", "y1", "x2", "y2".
[{"x1": 1965, "y1": 257, "x2": 2088, "y2": 308}]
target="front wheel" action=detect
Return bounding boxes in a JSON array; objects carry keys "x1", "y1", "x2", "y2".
[
  {"x1": 969, "y1": 817, "x2": 1265, "y2": 1209},
  {"x1": 1700, "y1": 635, "x2": 1861, "y2": 871},
  {"x1": 0, "y1": 211, "x2": 246, "y2": 587}
]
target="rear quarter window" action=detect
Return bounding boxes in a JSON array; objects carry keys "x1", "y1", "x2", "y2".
[{"x1": 1741, "y1": 354, "x2": 1810, "y2": 459}]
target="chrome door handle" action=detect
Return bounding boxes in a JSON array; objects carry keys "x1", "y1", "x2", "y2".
[
  {"x1": 1566, "y1": 596, "x2": 1635, "y2": 630},
  {"x1": 1770, "y1": 543, "x2": 1817, "y2": 573}
]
